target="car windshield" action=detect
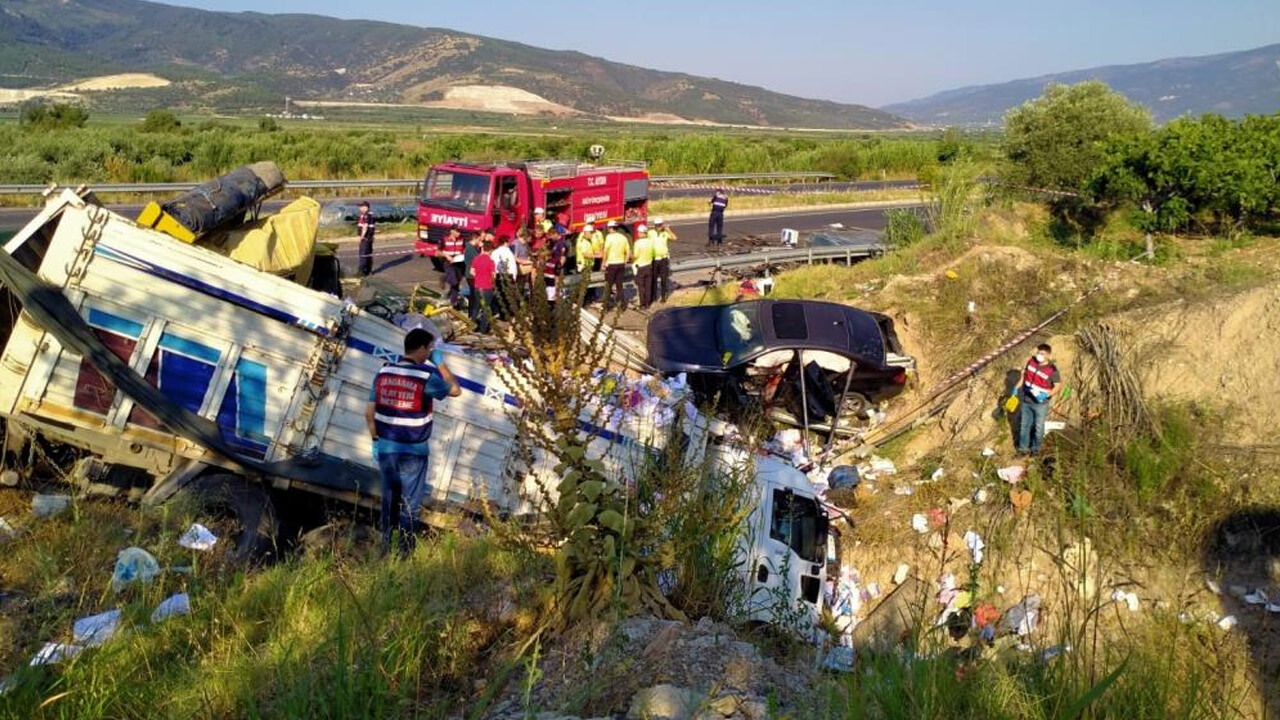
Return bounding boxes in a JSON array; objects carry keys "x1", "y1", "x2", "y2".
[
  {"x1": 769, "y1": 489, "x2": 829, "y2": 565},
  {"x1": 421, "y1": 170, "x2": 490, "y2": 213},
  {"x1": 717, "y1": 304, "x2": 765, "y2": 365}
]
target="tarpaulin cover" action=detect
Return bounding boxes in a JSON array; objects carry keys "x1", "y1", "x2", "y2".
[
  {"x1": 161, "y1": 162, "x2": 286, "y2": 238},
  {"x1": 200, "y1": 197, "x2": 320, "y2": 283}
]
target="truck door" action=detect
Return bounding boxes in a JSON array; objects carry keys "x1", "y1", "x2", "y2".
[
  {"x1": 493, "y1": 172, "x2": 523, "y2": 239},
  {"x1": 749, "y1": 484, "x2": 829, "y2": 624}
]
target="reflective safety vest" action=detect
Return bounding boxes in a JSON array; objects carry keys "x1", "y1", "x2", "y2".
[
  {"x1": 633, "y1": 235, "x2": 654, "y2": 267},
  {"x1": 603, "y1": 231, "x2": 630, "y2": 266},
  {"x1": 652, "y1": 229, "x2": 672, "y2": 260},
  {"x1": 441, "y1": 233, "x2": 465, "y2": 260},
  {"x1": 536, "y1": 218, "x2": 553, "y2": 233},
  {"x1": 590, "y1": 230, "x2": 605, "y2": 257},
  {"x1": 1022, "y1": 357, "x2": 1057, "y2": 401},
  {"x1": 373, "y1": 361, "x2": 438, "y2": 444},
  {"x1": 576, "y1": 234, "x2": 595, "y2": 271}
]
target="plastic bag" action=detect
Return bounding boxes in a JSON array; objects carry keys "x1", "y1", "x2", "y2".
[
  {"x1": 151, "y1": 593, "x2": 192, "y2": 623},
  {"x1": 32, "y1": 494, "x2": 72, "y2": 518},
  {"x1": 178, "y1": 523, "x2": 218, "y2": 551},
  {"x1": 73, "y1": 609, "x2": 122, "y2": 647},
  {"x1": 111, "y1": 547, "x2": 160, "y2": 592}
]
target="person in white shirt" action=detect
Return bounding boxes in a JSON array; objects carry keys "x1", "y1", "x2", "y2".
[{"x1": 489, "y1": 235, "x2": 518, "y2": 320}]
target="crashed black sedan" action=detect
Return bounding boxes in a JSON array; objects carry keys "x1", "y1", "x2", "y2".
[{"x1": 646, "y1": 300, "x2": 915, "y2": 429}]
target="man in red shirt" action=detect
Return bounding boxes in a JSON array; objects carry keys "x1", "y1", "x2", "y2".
[
  {"x1": 468, "y1": 239, "x2": 497, "y2": 334},
  {"x1": 1016, "y1": 343, "x2": 1062, "y2": 455}
]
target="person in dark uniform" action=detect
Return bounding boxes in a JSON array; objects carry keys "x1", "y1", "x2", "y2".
[
  {"x1": 357, "y1": 201, "x2": 376, "y2": 276},
  {"x1": 708, "y1": 189, "x2": 728, "y2": 246}
]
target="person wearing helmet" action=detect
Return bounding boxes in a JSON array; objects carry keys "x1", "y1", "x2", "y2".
[
  {"x1": 651, "y1": 217, "x2": 678, "y2": 303},
  {"x1": 632, "y1": 222, "x2": 655, "y2": 309},
  {"x1": 576, "y1": 223, "x2": 599, "y2": 275},
  {"x1": 602, "y1": 221, "x2": 632, "y2": 311},
  {"x1": 533, "y1": 207, "x2": 553, "y2": 234}
]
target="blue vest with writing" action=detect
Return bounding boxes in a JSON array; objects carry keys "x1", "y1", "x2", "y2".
[{"x1": 373, "y1": 361, "x2": 437, "y2": 444}]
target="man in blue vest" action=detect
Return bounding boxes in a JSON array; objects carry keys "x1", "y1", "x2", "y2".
[{"x1": 365, "y1": 328, "x2": 461, "y2": 550}]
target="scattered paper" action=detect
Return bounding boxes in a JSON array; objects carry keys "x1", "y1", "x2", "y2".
[
  {"x1": 1109, "y1": 589, "x2": 1140, "y2": 612},
  {"x1": 72, "y1": 609, "x2": 122, "y2": 647},
  {"x1": 30, "y1": 643, "x2": 82, "y2": 667},
  {"x1": 893, "y1": 564, "x2": 910, "y2": 585},
  {"x1": 972, "y1": 487, "x2": 990, "y2": 505},
  {"x1": 151, "y1": 593, "x2": 191, "y2": 623},
  {"x1": 997, "y1": 466, "x2": 1025, "y2": 484},
  {"x1": 893, "y1": 484, "x2": 914, "y2": 496},
  {"x1": 1045, "y1": 421, "x2": 1066, "y2": 432},
  {"x1": 31, "y1": 494, "x2": 72, "y2": 519},
  {"x1": 1218, "y1": 615, "x2": 1238, "y2": 631},
  {"x1": 178, "y1": 523, "x2": 218, "y2": 551},
  {"x1": 930, "y1": 467, "x2": 946, "y2": 482},
  {"x1": 111, "y1": 547, "x2": 160, "y2": 593},
  {"x1": 1244, "y1": 589, "x2": 1269, "y2": 606},
  {"x1": 1206, "y1": 579, "x2": 1221, "y2": 595},
  {"x1": 911, "y1": 514, "x2": 929, "y2": 533},
  {"x1": 0, "y1": 517, "x2": 16, "y2": 540},
  {"x1": 1266, "y1": 603, "x2": 1280, "y2": 614},
  {"x1": 964, "y1": 530, "x2": 985, "y2": 565},
  {"x1": 981, "y1": 447, "x2": 996, "y2": 458}
]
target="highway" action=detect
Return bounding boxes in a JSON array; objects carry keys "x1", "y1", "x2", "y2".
[
  {"x1": 0, "y1": 179, "x2": 918, "y2": 232},
  {"x1": 337, "y1": 204, "x2": 900, "y2": 291}
]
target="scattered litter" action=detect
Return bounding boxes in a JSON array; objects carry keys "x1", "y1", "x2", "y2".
[
  {"x1": 944, "y1": 269, "x2": 959, "y2": 279},
  {"x1": 1206, "y1": 579, "x2": 1221, "y2": 595},
  {"x1": 1218, "y1": 615, "x2": 1238, "y2": 631},
  {"x1": 997, "y1": 466, "x2": 1025, "y2": 484},
  {"x1": 1109, "y1": 589, "x2": 1140, "y2": 612},
  {"x1": 178, "y1": 523, "x2": 219, "y2": 551},
  {"x1": 0, "y1": 517, "x2": 16, "y2": 540},
  {"x1": 820, "y1": 646, "x2": 855, "y2": 672},
  {"x1": 893, "y1": 484, "x2": 914, "y2": 496},
  {"x1": 868, "y1": 457, "x2": 897, "y2": 475},
  {"x1": 929, "y1": 467, "x2": 946, "y2": 483},
  {"x1": 893, "y1": 564, "x2": 910, "y2": 585},
  {"x1": 911, "y1": 514, "x2": 929, "y2": 534},
  {"x1": 0, "y1": 469, "x2": 18, "y2": 487},
  {"x1": 981, "y1": 447, "x2": 995, "y2": 458},
  {"x1": 827, "y1": 466, "x2": 860, "y2": 491},
  {"x1": 865, "y1": 582, "x2": 881, "y2": 599},
  {"x1": 964, "y1": 530, "x2": 985, "y2": 565},
  {"x1": 1005, "y1": 594, "x2": 1042, "y2": 636},
  {"x1": 30, "y1": 642, "x2": 82, "y2": 666},
  {"x1": 927, "y1": 507, "x2": 947, "y2": 528},
  {"x1": 1010, "y1": 489, "x2": 1033, "y2": 512},
  {"x1": 32, "y1": 494, "x2": 72, "y2": 518},
  {"x1": 972, "y1": 487, "x2": 990, "y2": 505},
  {"x1": 966, "y1": 300, "x2": 976, "y2": 315},
  {"x1": 1042, "y1": 644, "x2": 1072, "y2": 661},
  {"x1": 1179, "y1": 611, "x2": 1194, "y2": 624},
  {"x1": 1267, "y1": 603, "x2": 1280, "y2": 614},
  {"x1": 111, "y1": 547, "x2": 160, "y2": 592},
  {"x1": 1244, "y1": 589, "x2": 1269, "y2": 606},
  {"x1": 151, "y1": 593, "x2": 192, "y2": 623},
  {"x1": 1045, "y1": 421, "x2": 1066, "y2": 432},
  {"x1": 997, "y1": 585, "x2": 1006, "y2": 594},
  {"x1": 974, "y1": 603, "x2": 1001, "y2": 629},
  {"x1": 73, "y1": 609, "x2": 122, "y2": 647}
]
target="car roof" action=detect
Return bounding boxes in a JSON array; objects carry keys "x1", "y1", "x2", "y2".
[{"x1": 753, "y1": 299, "x2": 886, "y2": 365}]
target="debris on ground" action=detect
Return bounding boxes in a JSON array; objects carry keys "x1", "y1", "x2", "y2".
[
  {"x1": 911, "y1": 513, "x2": 929, "y2": 533},
  {"x1": 111, "y1": 547, "x2": 161, "y2": 592},
  {"x1": 0, "y1": 517, "x2": 16, "y2": 541},
  {"x1": 1110, "y1": 589, "x2": 1140, "y2": 612},
  {"x1": 151, "y1": 593, "x2": 191, "y2": 623},
  {"x1": 29, "y1": 642, "x2": 82, "y2": 667},
  {"x1": 31, "y1": 494, "x2": 72, "y2": 518},
  {"x1": 996, "y1": 466, "x2": 1025, "y2": 484},
  {"x1": 1010, "y1": 489, "x2": 1033, "y2": 512},
  {"x1": 177, "y1": 523, "x2": 218, "y2": 551},
  {"x1": 1218, "y1": 615, "x2": 1239, "y2": 631},
  {"x1": 0, "y1": 470, "x2": 19, "y2": 487},
  {"x1": 1004, "y1": 594, "x2": 1042, "y2": 637},
  {"x1": 963, "y1": 530, "x2": 985, "y2": 565},
  {"x1": 72, "y1": 609, "x2": 123, "y2": 647},
  {"x1": 819, "y1": 646, "x2": 855, "y2": 672},
  {"x1": 893, "y1": 564, "x2": 910, "y2": 585}
]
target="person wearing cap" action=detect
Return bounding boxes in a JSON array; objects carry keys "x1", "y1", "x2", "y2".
[
  {"x1": 632, "y1": 222, "x2": 655, "y2": 309},
  {"x1": 576, "y1": 223, "x2": 600, "y2": 275},
  {"x1": 356, "y1": 201, "x2": 376, "y2": 276},
  {"x1": 441, "y1": 227, "x2": 467, "y2": 308},
  {"x1": 533, "y1": 207, "x2": 553, "y2": 234},
  {"x1": 602, "y1": 222, "x2": 632, "y2": 311},
  {"x1": 365, "y1": 328, "x2": 461, "y2": 551},
  {"x1": 708, "y1": 189, "x2": 728, "y2": 246},
  {"x1": 651, "y1": 218, "x2": 678, "y2": 303}
]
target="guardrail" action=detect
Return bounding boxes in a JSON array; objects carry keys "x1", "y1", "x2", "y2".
[
  {"x1": 570, "y1": 243, "x2": 886, "y2": 289},
  {"x1": 0, "y1": 172, "x2": 838, "y2": 196}
]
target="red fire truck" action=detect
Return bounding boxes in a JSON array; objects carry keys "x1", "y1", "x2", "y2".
[{"x1": 415, "y1": 159, "x2": 649, "y2": 264}]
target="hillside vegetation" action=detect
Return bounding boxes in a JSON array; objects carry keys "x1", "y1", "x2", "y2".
[{"x1": 0, "y1": 0, "x2": 906, "y2": 129}]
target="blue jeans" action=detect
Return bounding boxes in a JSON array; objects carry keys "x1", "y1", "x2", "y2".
[
  {"x1": 1017, "y1": 398, "x2": 1050, "y2": 453},
  {"x1": 377, "y1": 451, "x2": 431, "y2": 549}
]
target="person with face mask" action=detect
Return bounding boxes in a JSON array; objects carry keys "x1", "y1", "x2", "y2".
[{"x1": 1016, "y1": 343, "x2": 1061, "y2": 455}]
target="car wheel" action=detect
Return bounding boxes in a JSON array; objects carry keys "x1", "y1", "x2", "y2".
[
  {"x1": 171, "y1": 473, "x2": 279, "y2": 564},
  {"x1": 840, "y1": 392, "x2": 872, "y2": 420}
]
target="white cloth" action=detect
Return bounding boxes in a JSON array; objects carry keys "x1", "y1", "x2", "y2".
[{"x1": 490, "y1": 246, "x2": 518, "y2": 278}]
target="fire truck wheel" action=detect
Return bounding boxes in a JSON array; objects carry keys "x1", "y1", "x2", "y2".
[{"x1": 172, "y1": 473, "x2": 279, "y2": 564}]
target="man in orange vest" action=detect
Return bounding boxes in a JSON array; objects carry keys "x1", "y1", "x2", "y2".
[{"x1": 1015, "y1": 343, "x2": 1061, "y2": 455}]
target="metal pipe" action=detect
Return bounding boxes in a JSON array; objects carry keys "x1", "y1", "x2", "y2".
[
  {"x1": 825, "y1": 361, "x2": 856, "y2": 456},
  {"x1": 796, "y1": 349, "x2": 811, "y2": 459}
]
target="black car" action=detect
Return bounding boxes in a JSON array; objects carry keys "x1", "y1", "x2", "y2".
[{"x1": 646, "y1": 299, "x2": 914, "y2": 427}]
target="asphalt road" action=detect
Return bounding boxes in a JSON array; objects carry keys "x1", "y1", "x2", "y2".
[
  {"x1": 339, "y1": 205, "x2": 900, "y2": 291},
  {"x1": 0, "y1": 179, "x2": 918, "y2": 232}
]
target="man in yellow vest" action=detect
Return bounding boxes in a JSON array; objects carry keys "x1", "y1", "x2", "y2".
[
  {"x1": 532, "y1": 207, "x2": 553, "y2": 234},
  {"x1": 632, "y1": 222, "x2": 655, "y2": 309},
  {"x1": 650, "y1": 217, "x2": 678, "y2": 303},
  {"x1": 602, "y1": 220, "x2": 632, "y2": 311},
  {"x1": 576, "y1": 223, "x2": 601, "y2": 274}
]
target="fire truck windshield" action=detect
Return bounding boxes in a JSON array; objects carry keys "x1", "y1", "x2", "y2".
[{"x1": 421, "y1": 170, "x2": 490, "y2": 213}]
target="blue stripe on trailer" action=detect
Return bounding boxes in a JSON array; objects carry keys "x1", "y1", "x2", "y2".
[
  {"x1": 158, "y1": 332, "x2": 222, "y2": 364},
  {"x1": 87, "y1": 308, "x2": 144, "y2": 338}
]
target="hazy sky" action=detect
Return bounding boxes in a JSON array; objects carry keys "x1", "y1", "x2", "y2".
[{"x1": 166, "y1": 0, "x2": 1278, "y2": 106}]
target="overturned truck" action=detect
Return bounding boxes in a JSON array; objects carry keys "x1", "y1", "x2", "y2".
[{"x1": 0, "y1": 185, "x2": 832, "y2": 627}]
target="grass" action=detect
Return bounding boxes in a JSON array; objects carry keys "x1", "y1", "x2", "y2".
[{"x1": 648, "y1": 188, "x2": 921, "y2": 217}]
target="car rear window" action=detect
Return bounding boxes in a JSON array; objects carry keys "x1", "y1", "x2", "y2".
[
  {"x1": 845, "y1": 310, "x2": 886, "y2": 365},
  {"x1": 771, "y1": 302, "x2": 808, "y2": 340}
]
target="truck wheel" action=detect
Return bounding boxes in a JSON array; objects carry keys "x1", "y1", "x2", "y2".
[{"x1": 172, "y1": 474, "x2": 279, "y2": 564}]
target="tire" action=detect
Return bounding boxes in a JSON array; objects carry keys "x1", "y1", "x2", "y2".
[{"x1": 171, "y1": 474, "x2": 279, "y2": 564}]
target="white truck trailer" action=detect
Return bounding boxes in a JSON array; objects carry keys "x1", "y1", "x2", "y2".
[{"x1": 0, "y1": 187, "x2": 832, "y2": 625}]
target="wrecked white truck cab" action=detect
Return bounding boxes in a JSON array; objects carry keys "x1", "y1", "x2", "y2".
[{"x1": 0, "y1": 188, "x2": 830, "y2": 627}]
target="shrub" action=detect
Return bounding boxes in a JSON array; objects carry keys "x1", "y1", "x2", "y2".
[
  {"x1": 139, "y1": 109, "x2": 182, "y2": 133},
  {"x1": 18, "y1": 102, "x2": 89, "y2": 130},
  {"x1": 884, "y1": 207, "x2": 926, "y2": 247},
  {"x1": 258, "y1": 117, "x2": 280, "y2": 132}
]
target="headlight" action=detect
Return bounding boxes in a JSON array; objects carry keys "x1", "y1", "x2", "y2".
[{"x1": 418, "y1": 228, "x2": 429, "y2": 239}]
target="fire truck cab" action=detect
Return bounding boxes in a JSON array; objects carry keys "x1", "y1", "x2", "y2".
[{"x1": 415, "y1": 159, "x2": 649, "y2": 264}]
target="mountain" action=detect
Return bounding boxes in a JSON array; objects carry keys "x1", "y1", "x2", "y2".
[
  {"x1": 0, "y1": 0, "x2": 908, "y2": 129},
  {"x1": 884, "y1": 43, "x2": 1280, "y2": 126}
]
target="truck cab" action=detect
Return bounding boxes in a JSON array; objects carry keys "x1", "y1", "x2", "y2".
[{"x1": 415, "y1": 159, "x2": 649, "y2": 264}]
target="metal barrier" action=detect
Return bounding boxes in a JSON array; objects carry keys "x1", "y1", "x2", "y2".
[{"x1": 0, "y1": 172, "x2": 838, "y2": 196}]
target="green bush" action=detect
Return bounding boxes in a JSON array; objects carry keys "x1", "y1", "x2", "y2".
[
  {"x1": 884, "y1": 208, "x2": 926, "y2": 246},
  {"x1": 258, "y1": 116, "x2": 280, "y2": 132},
  {"x1": 18, "y1": 102, "x2": 89, "y2": 130},
  {"x1": 139, "y1": 109, "x2": 183, "y2": 133}
]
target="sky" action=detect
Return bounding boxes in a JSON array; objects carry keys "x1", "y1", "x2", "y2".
[{"x1": 166, "y1": 0, "x2": 1279, "y2": 107}]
